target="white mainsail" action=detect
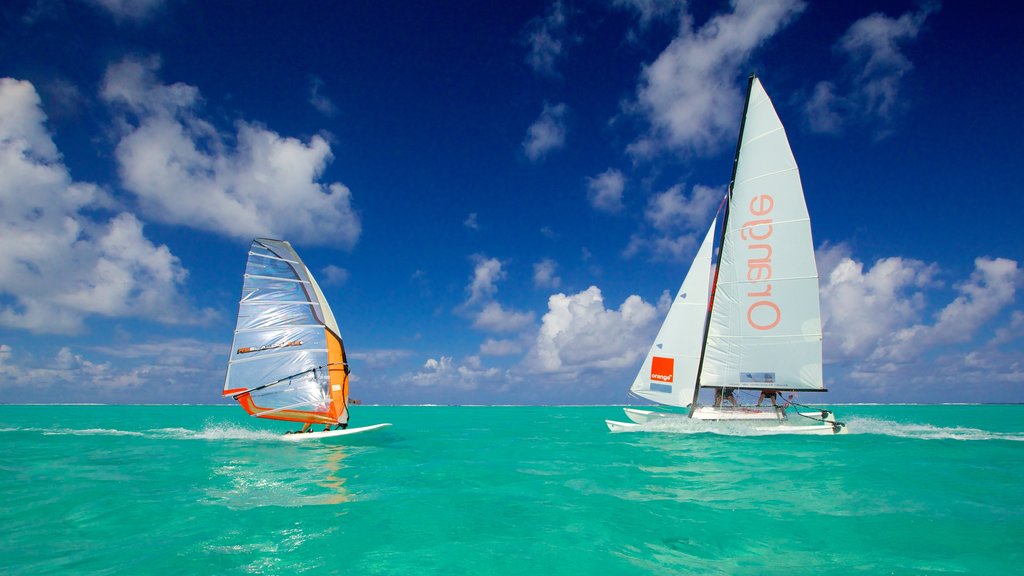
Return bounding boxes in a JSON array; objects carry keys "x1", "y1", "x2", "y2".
[
  {"x1": 629, "y1": 218, "x2": 717, "y2": 408},
  {"x1": 700, "y1": 77, "x2": 823, "y2": 392}
]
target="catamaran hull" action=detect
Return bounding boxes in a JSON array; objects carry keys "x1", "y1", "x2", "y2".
[
  {"x1": 606, "y1": 418, "x2": 846, "y2": 435},
  {"x1": 623, "y1": 408, "x2": 682, "y2": 424},
  {"x1": 280, "y1": 422, "x2": 391, "y2": 442}
]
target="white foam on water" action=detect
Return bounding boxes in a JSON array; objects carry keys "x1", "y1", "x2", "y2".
[
  {"x1": 842, "y1": 417, "x2": 1024, "y2": 441},
  {"x1": 40, "y1": 427, "x2": 147, "y2": 437},
  {"x1": 147, "y1": 424, "x2": 281, "y2": 441},
  {"x1": 1, "y1": 424, "x2": 280, "y2": 441}
]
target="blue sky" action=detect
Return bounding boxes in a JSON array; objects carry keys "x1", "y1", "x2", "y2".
[{"x1": 1, "y1": 0, "x2": 1021, "y2": 405}]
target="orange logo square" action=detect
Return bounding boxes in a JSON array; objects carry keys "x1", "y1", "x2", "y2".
[{"x1": 650, "y1": 356, "x2": 674, "y2": 383}]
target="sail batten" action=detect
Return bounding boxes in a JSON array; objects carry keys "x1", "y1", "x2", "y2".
[
  {"x1": 244, "y1": 274, "x2": 310, "y2": 284},
  {"x1": 224, "y1": 238, "x2": 351, "y2": 425}
]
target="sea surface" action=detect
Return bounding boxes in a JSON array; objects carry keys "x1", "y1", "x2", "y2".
[{"x1": 1, "y1": 404, "x2": 1022, "y2": 575}]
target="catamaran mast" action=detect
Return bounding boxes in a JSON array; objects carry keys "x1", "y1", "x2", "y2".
[{"x1": 688, "y1": 73, "x2": 757, "y2": 417}]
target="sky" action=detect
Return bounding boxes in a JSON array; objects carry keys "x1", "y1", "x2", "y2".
[{"x1": 1, "y1": 0, "x2": 1022, "y2": 406}]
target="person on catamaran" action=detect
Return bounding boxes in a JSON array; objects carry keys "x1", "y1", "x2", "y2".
[
  {"x1": 757, "y1": 389, "x2": 780, "y2": 407},
  {"x1": 714, "y1": 387, "x2": 738, "y2": 407}
]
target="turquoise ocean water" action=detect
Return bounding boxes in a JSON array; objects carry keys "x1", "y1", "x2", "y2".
[{"x1": 2, "y1": 404, "x2": 1022, "y2": 575}]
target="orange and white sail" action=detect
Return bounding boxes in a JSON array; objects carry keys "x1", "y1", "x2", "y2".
[{"x1": 223, "y1": 239, "x2": 349, "y2": 425}]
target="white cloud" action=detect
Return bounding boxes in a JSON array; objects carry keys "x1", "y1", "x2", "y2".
[
  {"x1": 587, "y1": 169, "x2": 625, "y2": 213},
  {"x1": 805, "y1": 4, "x2": 938, "y2": 135},
  {"x1": 348, "y1": 348, "x2": 414, "y2": 367},
  {"x1": 480, "y1": 338, "x2": 523, "y2": 357},
  {"x1": 0, "y1": 339, "x2": 225, "y2": 402},
  {"x1": 523, "y1": 102, "x2": 568, "y2": 161},
  {"x1": 628, "y1": 0, "x2": 804, "y2": 157},
  {"x1": 465, "y1": 255, "x2": 505, "y2": 307},
  {"x1": 101, "y1": 56, "x2": 361, "y2": 248},
  {"x1": 533, "y1": 258, "x2": 561, "y2": 289},
  {"x1": 625, "y1": 183, "x2": 722, "y2": 260},
  {"x1": 992, "y1": 311, "x2": 1024, "y2": 346},
  {"x1": 472, "y1": 302, "x2": 536, "y2": 333},
  {"x1": 818, "y1": 244, "x2": 937, "y2": 360},
  {"x1": 0, "y1": 77, "x2": 211, "y2": 334},
  {"x1": 464, "y1": 212, "x2": 480, "y2": 230},
  {"x1": 818, "y1": 246, "x2": 1023, "y2": 401},
  {"x1": 871, "y1": 257, "x2": 1020, "y2": 363},
  {"x1": 85, "y1": 0, "x2": 167, "y2": 22},
  {"x1": 404, "y1": 355, "x2": 500, "y2": 390},
  {"x1": 526, "y1": 286, "x2": 659, "y2": 376},
  {"x1": 308, "y1": 75, "x2": 338, "y2": 117},
  {"x1": 524, "y1": 1, "x2": 571, "y2": 77},
  {"x1": 645, "y1": 183, "x2": 719, "y2": 232},
  {"x1": 320, "y1": 264, "x2": 349, "y2": 285},
  {"x1": 460, "y1": 255, "x2": 536, "y2": 335}
]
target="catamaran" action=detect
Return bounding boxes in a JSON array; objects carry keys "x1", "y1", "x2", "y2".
[
  {"x1": 223, "y1": 238, "x2": 390, "y2": 441},
  {"x1": 607, "y1": 75, "x2": 845, "y2": 435}
]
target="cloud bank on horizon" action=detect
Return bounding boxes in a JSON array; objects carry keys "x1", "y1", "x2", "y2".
[{"x1": 1, "y1": 0, "x2": 1021, "y2": 405}]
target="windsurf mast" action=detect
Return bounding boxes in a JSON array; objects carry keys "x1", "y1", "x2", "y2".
[{"x1": 689, "y1": 73, "x2": 756, "y2": 417}]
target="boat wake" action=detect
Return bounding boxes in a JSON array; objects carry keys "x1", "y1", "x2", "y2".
[
  {"x1": 841, "y1": 417, "x2": 1024, "y2": 441},
  {"x1": 1, "y1": 424, "x2": 281, "y2": 441}
]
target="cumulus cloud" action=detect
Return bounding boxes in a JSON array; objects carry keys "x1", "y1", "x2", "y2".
[
  {"x1": 0, "y1": 339, "x2": 225, "y2": 402},
  {"x1": 525, "y1": 286, "x2": 659, "y2": 377},
  {"x1": 625, "y1": 183, "x2": 722, "y2": 260},
  {"x1": 472, "y1": 302, "x2": 536, "y2": 333},
  {"x1": 101, "y1": 55, "x2": 361, "y2": 248},
  {"x1": 818, "y1": 244, "x2": 938, "y2": 360},
  {"x1": 628, "y1": 0, "x2": 804, "y2": 157},
  {"x1": 871, "y1": 257, "x2": 1020, "y2": 363},
  {"x1": 533, "y1": 258, "x2": 561, "y2": 289},
  {"x1": 460, "y1": 256, "x2": 536, "y2": 333},
  {"x1": 587, "y1": 169, "x2": 626, "y2": 214},
  {"x1": 524, "y1": 1, "x2": 571, "y2": 77},
  {"x1": 0, "y1": 77, "x2": 211, "y2": 334},
  {"x1": 818, "y1": 245, "x2": 1022, "y2": 401},
  {"x1": 465, "y1": 255, "x2": 506, "y2": 307},
  {"x1": 523, "y1": 102, "x2": 568, "y2": 161},
  {"x1": 805, "y1": 4, "x2": 938, "y2": 135},
  {"x1": 464, "y1": 212, "x2": 480, "y2": 230},
  {"x1": 404, "y1": 355, "x2": 500, "y2": 390}
]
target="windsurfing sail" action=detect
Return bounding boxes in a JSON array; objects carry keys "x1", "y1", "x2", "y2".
[
  {"x1": 629, "y1": 218, "x2": 717, "y2": 408},
  {"x1": 223, "y1": 239, "x2": 350, "y2": 425},
  {"x1": 699, "y1": 75, "x2": 823, "y2": 392}
]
